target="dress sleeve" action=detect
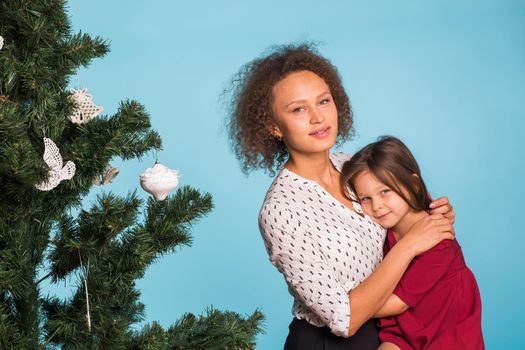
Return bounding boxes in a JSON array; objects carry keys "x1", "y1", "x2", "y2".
[
  {"x1": 259, "y1": 199, "x2": 355, "y2": 337},
  {"x1": 393, "y1": 240, "x2": 457, "y2": 307}
]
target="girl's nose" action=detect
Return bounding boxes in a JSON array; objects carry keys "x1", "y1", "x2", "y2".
[{"x1": 372, "y1": 200, "x2": 383, "y2": 211}]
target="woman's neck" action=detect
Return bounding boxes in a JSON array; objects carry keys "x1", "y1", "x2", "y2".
[
  {"x1": 285, "y1": 150, "x2": 335, "y2": 185},
  {"x1": 392, "y1": 210, "x2": 429, "y2": 240}
]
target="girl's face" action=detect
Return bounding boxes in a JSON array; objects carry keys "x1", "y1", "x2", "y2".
[
  {"x1": 353, "y1": 170, "x2": 411, "y2": 229},
  {"x1": 270, "y1": 70, "x2": 338, "y2": 157}
]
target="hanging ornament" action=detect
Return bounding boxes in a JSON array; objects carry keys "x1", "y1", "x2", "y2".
[
  {"x1": 0, "y1": 35, "x2": 4, "y2": 50},
  {"x1": 93, "y1": 164, "x2": 119, "y2": 185},
  {"x1": 68, "y1": 88, "x2": 103, "y2": 124},
  {"x1": 139, "y1": 160, "x2": 180, "y2": 201},
  {"x1": 77, "y1": 249, "x2": 92, "y2": 332},
  {"x1": 35, "y1": 138, "x2": 76, "y2": 191}
]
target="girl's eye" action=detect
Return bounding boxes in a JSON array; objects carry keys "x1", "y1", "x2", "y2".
[
  {"x1": 360, "y1": 197, "x2": 370, "y2": 202},
  {"x1": 380, "y1": 189, "x2": 391, "y2": 195},
  {"x1": 292, "y1": 106, "x2": 305, "y2": 113},
  {"x1": 319, "y1": 98, "x2": 330, "y2": 105}
]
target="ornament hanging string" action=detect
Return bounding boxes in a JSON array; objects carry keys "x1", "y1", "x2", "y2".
[{"x1": 78, "y1": 248, "x2": 92, "y2": 332}]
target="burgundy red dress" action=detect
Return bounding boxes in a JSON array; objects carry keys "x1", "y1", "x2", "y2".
[{"x1": 379, "y1": 230, "x2": 484, "y2": 349}]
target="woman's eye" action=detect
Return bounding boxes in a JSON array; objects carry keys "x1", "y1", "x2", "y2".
[{"x1": 319, "y1": 98, "x2": 330, "y2": 105}]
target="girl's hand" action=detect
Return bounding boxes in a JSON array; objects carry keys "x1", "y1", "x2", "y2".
[
  {"x1": 401, "y1": 214, "x2": 455, "y2": 256},
  {"x1": 429, "y1": 196, "x2": 455, "y2": 224}
]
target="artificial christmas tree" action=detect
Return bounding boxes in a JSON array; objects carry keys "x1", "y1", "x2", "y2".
[{"x1": 0, "y1": 1, "x2": 263, "y2": 349}]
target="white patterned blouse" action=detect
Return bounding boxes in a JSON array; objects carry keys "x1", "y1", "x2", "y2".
[{"x1": 258, "y1": 152, "x2": 386, "y2": 337}]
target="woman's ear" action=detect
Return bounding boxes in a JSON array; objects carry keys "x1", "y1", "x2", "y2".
[{"x1": 268, "y1": 124, "x2": 283, "y2": 141}]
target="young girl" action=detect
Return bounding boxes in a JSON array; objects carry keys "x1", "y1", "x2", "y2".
[{"x1": 341, "y1": 136, "x2": 484, "y2": 350}]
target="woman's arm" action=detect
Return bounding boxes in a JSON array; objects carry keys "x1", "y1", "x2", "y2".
[
  {"x1": 259, "y1": 203, "x2": 357, "y2": 337},
  {"x1": 346, "y1": 214, "x2": 453, "y2": 336},
  {"x1": 372, "y1": 294, "x2": 408, "y2": 318}
]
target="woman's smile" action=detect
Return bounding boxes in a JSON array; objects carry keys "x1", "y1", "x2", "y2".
[{"x1": 309, "y1": 126, "x2": 331, "y2": 138}]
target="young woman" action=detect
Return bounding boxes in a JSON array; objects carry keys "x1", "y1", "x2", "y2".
[
  {"x1": 342, "y1": 136, "x2": 484, "y2": 349},
  {"x1": 225, "y1": 43, "x2": 455, "y2": 350}
]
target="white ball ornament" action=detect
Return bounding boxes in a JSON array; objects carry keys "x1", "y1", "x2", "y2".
[
  {"x1": 0, "y1": 35, "x2": 4, "y2": 50},
  {"x1": 68, "y1": 88, "x2": 103, "y2": 124},
  {"x1": 139, "y1": 160, "x2": 180, "y2": 201}
]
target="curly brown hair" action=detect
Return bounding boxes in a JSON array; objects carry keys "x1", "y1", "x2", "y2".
[{"x1": 224, "y1": 43, "x2": 354, "y2": 175}]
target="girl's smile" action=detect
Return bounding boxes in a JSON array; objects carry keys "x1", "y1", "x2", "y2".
[{"x1": 353, "y1": 170, "x2": 412, "y2": 231}]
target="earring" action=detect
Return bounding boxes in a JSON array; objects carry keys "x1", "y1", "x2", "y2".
[{"x1": 276, "y1": 135, "x2": 282, "y2": 142}]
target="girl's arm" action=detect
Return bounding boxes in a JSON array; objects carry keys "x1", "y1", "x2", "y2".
[
  {"x1": 373, "y1": 294, "x2": 408, "y2": 318},
  {"x1": 346, "y1": 213, "x2": 453, "y2": 336}
]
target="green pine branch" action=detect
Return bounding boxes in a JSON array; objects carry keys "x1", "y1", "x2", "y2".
[
  {"x1": 60, "y1": 32, "x2": 109, "y2": 69},
  {"x1": 42, "y1": 186, "x2": 262, "y2": 349},
  {"x1": 127, "y1": 309, "x2": 265, "y2": 350}
]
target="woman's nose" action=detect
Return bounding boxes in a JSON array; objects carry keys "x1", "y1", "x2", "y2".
[{"x1": 310, "y1": 106, "x2": 325, "y2": 123}]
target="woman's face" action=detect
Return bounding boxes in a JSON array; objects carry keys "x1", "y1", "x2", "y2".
[{"x1": 271, "y1": 70, "x2": 338, "y2": 157}]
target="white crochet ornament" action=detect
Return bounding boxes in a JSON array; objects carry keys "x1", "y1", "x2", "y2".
[
  {"x1": 35, "y1": 138, "x2": 76, "y2": 191},
  {"x1": 0, "y1": 36, "x2": 4, "y2": 50},
  {"x1": 139, "y1": 160, "x2": 180, "y2": 201},
  {"x1": 68, "y1": 88, "x2": 103, "y2": 124}
]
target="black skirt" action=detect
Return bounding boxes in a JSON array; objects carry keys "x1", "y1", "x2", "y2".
[{"x1": 283, "y1": 318, "x2": 380, "y2": 350}]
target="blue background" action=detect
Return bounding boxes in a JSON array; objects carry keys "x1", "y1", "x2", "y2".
[{"x1": 59, "y1": 1, "x2": 524, "y2": 348}]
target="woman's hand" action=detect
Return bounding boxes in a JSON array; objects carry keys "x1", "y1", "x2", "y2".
[
  {"x1": 429, "y1": 196, "x2": 455, "y2": 224},
  {"x1": 401, "y1": 214, "x2": 455, "y2": 256}
]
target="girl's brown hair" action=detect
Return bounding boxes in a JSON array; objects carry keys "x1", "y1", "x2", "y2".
[
  {"x1": 341, "y1": 136, "x2": 432, "y2": 211},
  {"x1": 224, "y1": 43, "x2": 354, "y2": 175}
]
